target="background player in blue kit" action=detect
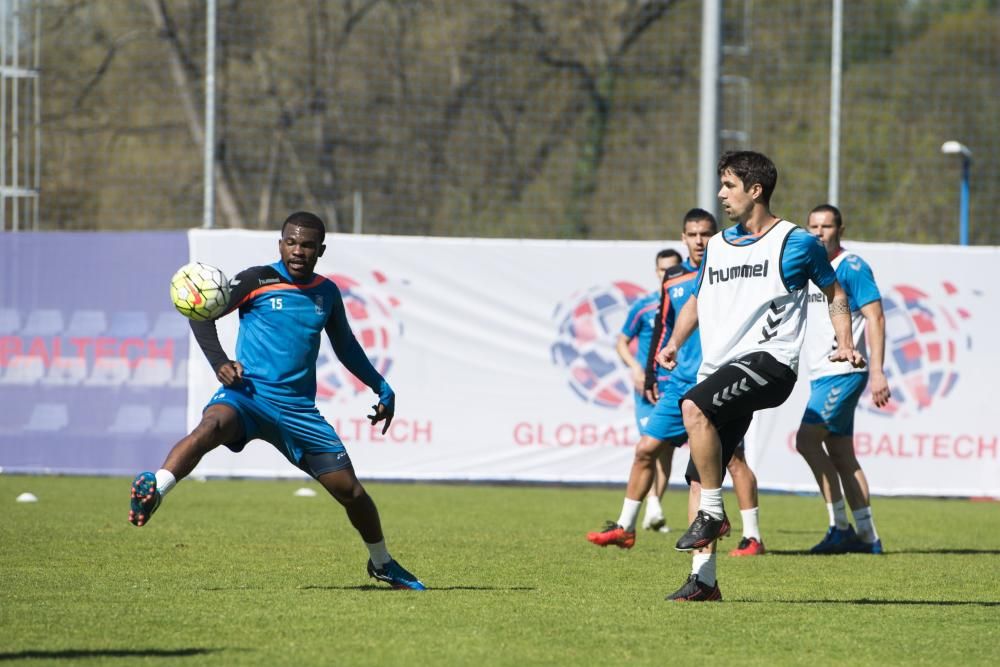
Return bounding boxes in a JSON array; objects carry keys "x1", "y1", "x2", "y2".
[
  {"x1": 617, "y1": 247, "x2": 682, "y2": 532},
  {"x1": 128, "y1": 211, "x2": 425, "y2": 591},
  {"x1": 796, "y1": 205, "x2": 891, "y2": 554}
]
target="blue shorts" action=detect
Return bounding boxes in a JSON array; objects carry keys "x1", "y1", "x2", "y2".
[
  {"x1": 206, "y1": 384, "x2": 351, "y2": 477},
  {"x1": 801, "y1": 372, "x2": 869, "y2": 436},
  {"x1": 643, "y1": 377, "x2": 695, "y2": 444}
]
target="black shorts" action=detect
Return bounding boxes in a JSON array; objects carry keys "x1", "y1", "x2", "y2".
[{"x1": 683, "y1": 351, "x2": 797, "y2": 484}]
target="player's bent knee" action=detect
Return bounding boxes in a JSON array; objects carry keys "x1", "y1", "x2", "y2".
[
  {"x1": 681, "y1": 399, "x2": 707, "y2": 427},
  {"x1": 634, "y1": 436, "x2": 663, "y2": 463}
]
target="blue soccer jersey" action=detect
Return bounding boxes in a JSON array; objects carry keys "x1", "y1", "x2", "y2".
[
  {"x1": 660, "y1": 267, "x2": 701, "y2": 384},
  {"x1": 835, "y1": 251, "x2": 880, "y2": 312},
  {"x1": 191, "y1": 260, "x2": 384, "y2": 407},
  {"x1": 621, "y1": 291, "x2": 661, "y2": 371}
]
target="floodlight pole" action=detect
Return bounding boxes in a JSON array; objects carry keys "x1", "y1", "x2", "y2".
[
  {"x1": 959, "y1": 156, "x2": 970, "y2": 246},
  {"x1": 697, "y1": 0, "x2": 722, "y2": 215},
  {"x1": 828, "y1": 0, "x2": 843, "y2": 206},
  {"x1": 202, "y1": 0, "x2": 217, "y2": 229},
  {"x1": 941, "y1": 141, "x2": 972, "y2": 246}
]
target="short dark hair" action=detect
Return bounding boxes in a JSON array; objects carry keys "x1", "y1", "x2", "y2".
[
  {"x1": 717, "y1": 151, "x2": 778, "y2": 206},
  {"x1": 656, "y1": 248, "x2": 683, "y2": 264},
  {"x1": 682, "y1": 207, "x2": 718, "y2": 231},
  {"x1": 281, "y1": 211, "x2": 326, "y2": 242},
  {"x1": 810, "y1": 203, "x2": 843, "y2": 227}
]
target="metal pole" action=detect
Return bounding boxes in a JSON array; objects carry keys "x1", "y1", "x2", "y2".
[
  {"x1": 959, "y1": 157, "x2": 970, "y2": 246},
  {"x1": 353, "y1": 191, "x2": 363, "y2": 234},
  {"x1": 828, "y1": 0, "x2": 843, "y2": 206},
  {"x1": 1, "y1": 0, "x2": 7, "y2": 232},
  {"x1": 697, "y1": 0, "x2": 722, "y2": 213},
  {"x1": 202, "y1": 0, "x2": 216, "y2": 229},
  {"x1": 11, "y1": 0, "x2": 19, "y2": 231},
  {"x1": 32, "y1": 2, "x2": 39, "y2": 230}
]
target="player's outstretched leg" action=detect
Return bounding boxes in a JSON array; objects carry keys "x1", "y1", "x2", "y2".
[
  {"x1": 128, "y1": 471, "x2": 161, "y2": 526},
  {"x1": 128, "y1": 404, "x2": 241, "y2": 527}
]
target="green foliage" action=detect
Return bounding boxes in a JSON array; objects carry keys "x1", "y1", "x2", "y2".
[
  {"x1": 32, "y1": 1, "x2": 1000, "y2": 242},
  {"x1": 2, "y1": 476, "x2": 999, "y2": 665}
]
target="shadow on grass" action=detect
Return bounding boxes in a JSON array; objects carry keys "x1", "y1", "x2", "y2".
[
  {"x1": 755, "y1": 599, "x2": 1000, "y2": 607},
  {"x1": 0, "y1": 648, "x2": 224, "y2": 661},
  {"x1": 767, "y1": 548, "x2": 1000, "y2": 556},
  {"x1": 297, "y1": 584, "x2": 537, "y2": 592}
]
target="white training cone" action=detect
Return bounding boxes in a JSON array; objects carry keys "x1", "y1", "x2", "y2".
[
  {"x1": 293, "y1": 487, "x2": 317, "y2": 497},
  {"x1": 16, "y1": 492, "x2": 38, "y2": 503}
]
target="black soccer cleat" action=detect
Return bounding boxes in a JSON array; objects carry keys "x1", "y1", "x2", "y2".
[
  {"x1": 665, "y1": 574, "x2": 722, "y2": 602},
  {"x1": 674, "y1": 510, "x2": 731, "y2": 551}
]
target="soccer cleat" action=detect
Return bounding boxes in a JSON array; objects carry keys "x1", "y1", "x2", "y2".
[
  {"x1": 674, "y1": 511, "x2": 731, "y2": 551},
  {"x1": 642, "y1": 514, "x2": 670, "y2": 533},
  {"x1": 128, "y1": 471, "x2": 161, "y2": 527},
  {"x1": 810, "y1": 525, "x2": 857, "y2": 554},
  {"x1": 843, "y1": 536, "x2": 884, "y2": 555},
  {"x1": 586, "y1": 522, "x2": 636, "y2": 549},
  {"x1": 729, "y1": 536, "x2": 766, "y2": 557},
  {"x1": 665, "y1": 574, "x2": 722, "y2": 602},
  {"x1": 367, "y1": 559, "x2": 427, "y2": 590}
]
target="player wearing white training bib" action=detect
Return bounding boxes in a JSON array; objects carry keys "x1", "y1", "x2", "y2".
[
  {"x1": 796, "y1": 205, "x2": 891, "y2": 556},
  {"x1": 656, "y1": 152, "x2": 865, "y2": 602}
]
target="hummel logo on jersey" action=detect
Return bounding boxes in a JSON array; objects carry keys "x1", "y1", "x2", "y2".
[
  {"x1": 230, "y1": 279, "x2": 241, "y2": 286},
  {"x1": 808, "y1": 292, "x2": 825, "y2": 303},
  {"x1": 707, "y1": 259, "x2": 769, "y2": 285},
  {"x1": 758, "y1": 301, "x2": 786, "y2": 343},
  {"x1": 258, "y1": 277, "x2": 281, "y2": 286}
]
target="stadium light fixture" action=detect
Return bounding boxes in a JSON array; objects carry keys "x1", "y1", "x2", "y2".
[{"x1": 940, "y1": 141, "x2": 972, "y2": 246}]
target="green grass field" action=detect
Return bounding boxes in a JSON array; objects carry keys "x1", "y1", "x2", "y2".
[{"x1": 2, "y1": 476, "x2": 998, "y2": 666}]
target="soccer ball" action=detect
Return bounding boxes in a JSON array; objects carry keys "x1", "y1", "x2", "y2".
[{"x1": 169, "y1": 262, "x2": 230, "y2": 321}]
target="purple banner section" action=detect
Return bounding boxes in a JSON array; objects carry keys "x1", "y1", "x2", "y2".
[{"x1": 0, "y1": 232, "x2": 189, "y2": 475}]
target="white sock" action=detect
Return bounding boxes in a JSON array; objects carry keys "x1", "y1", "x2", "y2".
[
  {"x1": 740, "y1": 507, "x2": 760, "y2": 540},
  {"x1": 617, "y1": 498, "x2": 643, "y2": 532},
  {"x1": 691, "y1": 552, "x2": 717, "y2": 586},
  {"x1": 154, "y1": 469, "x2": 176, "y2": 497},
  {"x1": 853, "y1": 507, "x2": 879, "y2": 542},
  {"x1": 827, "y1": 499, "x2": 850, "y2": 529},
  {"x1": 644, "y1": 494, "x2": 664, "y2": 521},
  {"x1": 698, "y1": 487, "x2": 724, "y2": 520},
  {"x1": 365, "y1": 539, "x2": 391, "y2": 568}
]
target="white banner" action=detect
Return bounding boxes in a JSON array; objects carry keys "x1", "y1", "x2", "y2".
[{"x1": 186, "y1": 231, "x2": 999, "y2": 497}]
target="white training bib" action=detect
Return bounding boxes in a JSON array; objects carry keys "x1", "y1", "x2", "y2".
[
  {"x1": 805, "y1": 251, "x2": 869, "y2": 380},
  {"x1": 697, "y1": 219, "x2": 807, "y2": 380}
]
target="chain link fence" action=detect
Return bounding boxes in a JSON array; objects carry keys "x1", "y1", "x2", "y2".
[{"x1": 7, "y1": 0, "x2": 999, "y2": 243}]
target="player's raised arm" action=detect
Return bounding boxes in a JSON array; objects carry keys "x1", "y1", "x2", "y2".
[{"x1": 324, "y1": 286, "x2": 395, "y2": 433}]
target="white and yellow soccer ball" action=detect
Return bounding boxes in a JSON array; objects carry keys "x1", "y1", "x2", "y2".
[{"x1": 169, "y1": 262, "x2": 231, "y2": 321}]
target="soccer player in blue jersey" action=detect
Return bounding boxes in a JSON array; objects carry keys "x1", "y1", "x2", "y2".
[
  {"x1": 796, "y1": 205, "x2": 891, "y2": 554},
  {"x1": 588, "y1": 210, "x2": 766, "y2": 556},
  {"x1": 658, "y1": 152, "x2": 864, "y2": 601},
  {"x1": 617, "y1": 248, "x2": 682, "y2": 532},
  {"x1": 128, "y1": 211, "x2": 425, "y2": 590}
]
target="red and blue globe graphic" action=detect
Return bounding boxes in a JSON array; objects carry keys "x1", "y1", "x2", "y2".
[
  {"x1": 862, "y1": 281, "x2": 973, "y2": 417},
  {"x1": 316, "y1": 271, "x2": 401, "y2": 403},
  {"x1": 551, "y1": 281, "x2": 647, "y2": 408}
]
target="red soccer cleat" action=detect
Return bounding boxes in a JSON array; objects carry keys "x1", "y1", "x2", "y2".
[
  {"x1": 729, "y1": 536, "x2": 766, "y2": 557},
  {"x1": 586, "y1": 522, "x2": 636, "y2": 549}
]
